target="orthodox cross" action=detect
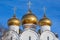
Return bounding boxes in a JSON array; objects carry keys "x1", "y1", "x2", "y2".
[
  {"x1": 27, "y1": 1, "x2": 32, "y2": 9},
  {"x1": 13, "y1": 7, "x2": 16, "y2": 18},
  {"x1": 43, "y1": 6, "x2": 47, "y2": 14}
]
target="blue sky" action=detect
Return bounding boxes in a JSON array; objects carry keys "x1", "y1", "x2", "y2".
[{"x1": 0, "y1": 0, "x2": 60, "y2": 38}]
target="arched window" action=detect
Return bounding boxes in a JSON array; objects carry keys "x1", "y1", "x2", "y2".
[
  {"x1": 47, "y1": 36, "x2": 49, "y2": 40},
  {"x1": 29, "y1": 36, "x2": 31, "y2": 40}
]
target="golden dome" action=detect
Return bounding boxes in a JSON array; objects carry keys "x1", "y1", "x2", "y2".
[
  {"x1": 8, "y1": 14, "x2": 20, "y2": 26},
  {"x1": 39, "y1": 14, "x2": 51, "y2": 26},
  {"x1": 22, "y1": 9, "x2": 38, "y2": 25}
]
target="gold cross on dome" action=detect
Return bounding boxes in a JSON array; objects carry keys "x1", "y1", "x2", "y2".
[
  {"x1": 43, "y1": 6, "x2": 47, "y2": 13},
  {"x1": 27, "y1": 1, "x2": 32, "y2": 9},
  {"x1": 43, "y1": 6, "x2": 47, "y2": 18},
  {"x1": 13, "y1": 7, "x2": 16, "y2": 18},
  {"x1": 14, "y1": 7, "x2": 16, "y2": 14}
]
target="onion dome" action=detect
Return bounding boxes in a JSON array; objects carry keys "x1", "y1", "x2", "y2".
[
  {"x1": 22, "y1": 9, "x2": 38, "y2": 25},
  {"x1": 39, "y1": 14, "x2": 51, "y2": 26},
  {"x1": 8, "y1": 14, "x2": 20, "y2": 26}
]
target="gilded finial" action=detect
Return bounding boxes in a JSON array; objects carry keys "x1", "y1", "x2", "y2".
[
  {"x1": 28, "y1": 9, "x2": 32, "y2": 14},
  {"x1": 43, "y1": 13, "x2": 46, "y2": 18}
]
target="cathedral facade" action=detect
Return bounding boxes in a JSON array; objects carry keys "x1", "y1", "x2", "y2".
[
  {"x1": 1, "y1": 9, "x2": 59, "y2": 40},
  {"x1": 1, "y1": 1, "x2": 59, "y2": 40}
]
